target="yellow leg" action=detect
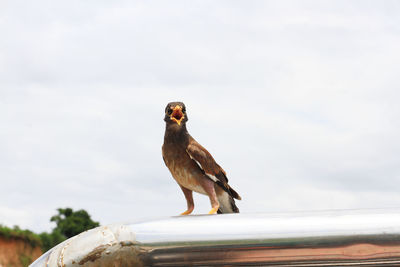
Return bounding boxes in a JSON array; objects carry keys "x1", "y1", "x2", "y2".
[
  {"x1": 179, "y1": 186, "x2": 194, "y2": 216},
  {"x1": 180, "y1": 208, "x2": 193, "y2": 215},
  {"x1": 208, "y1": 205, "x2": 219, "y2": 215},
  {"x1": 199, "y1": 178, "x2": 220, "y2": 215}
]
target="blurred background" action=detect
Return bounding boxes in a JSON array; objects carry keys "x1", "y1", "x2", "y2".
[{"x1": 1, "y1": 0, "x2": 400, "y2": 237}]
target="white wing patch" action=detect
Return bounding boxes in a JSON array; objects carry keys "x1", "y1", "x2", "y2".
[
  {"x1": 206, "y1": 173, "x2": 219, "y2": 183},
  {"x1": 187, "y1": 150, "x2": 219, "y2": 183}
]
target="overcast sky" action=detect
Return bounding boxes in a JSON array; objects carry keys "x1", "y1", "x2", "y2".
[{"x1": 1, "y1": 0, "x2": 400, "y2": 233}]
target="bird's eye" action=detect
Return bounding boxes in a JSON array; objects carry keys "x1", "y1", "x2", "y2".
[
  {"x1": 167, "y1": 108, "x2": 173, "y2": 115},
  {"x1": 182, "y1": 108, "x2": 186, "y2": 113}
]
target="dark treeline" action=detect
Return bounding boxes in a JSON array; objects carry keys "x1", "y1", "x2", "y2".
[{"x1": 0, "y1": 207, "x2": 99, "y2": 252}]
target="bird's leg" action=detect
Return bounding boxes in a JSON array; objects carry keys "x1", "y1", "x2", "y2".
[
  {"x1": 179, "y1": 185, "x2": 194, "y2": 215},
  {"x1": 200, "y1": 178, "x2": 220, "y2": 214}
]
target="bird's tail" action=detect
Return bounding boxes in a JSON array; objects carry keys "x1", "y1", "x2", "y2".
[{"x1": 217, "y1": 191, "x2": 240, "y2": 214}]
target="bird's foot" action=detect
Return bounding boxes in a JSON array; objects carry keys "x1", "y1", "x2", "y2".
[
  {"x1": 180, "y1": 207, "x2": 194, "y2": 215},
  {"x1": 208, "y1": 206, "x2": 219, "y2": 215}
]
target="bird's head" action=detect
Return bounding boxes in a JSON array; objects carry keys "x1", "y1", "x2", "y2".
[{"x1": 164, "y1": 102, "x2": 188, "y2": 126}]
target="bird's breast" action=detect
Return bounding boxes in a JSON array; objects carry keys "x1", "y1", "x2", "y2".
[{"x1": 163, "y1": 147, "x2": 206, "y2": 194}]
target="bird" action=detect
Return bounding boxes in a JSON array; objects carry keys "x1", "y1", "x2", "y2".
[{"x1": 162, "y1": 101, "x2": 241, "y2": 214}]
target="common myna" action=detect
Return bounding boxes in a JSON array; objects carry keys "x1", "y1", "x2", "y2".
[{"x1": 162, "y1": 101, "x2": 241, "y2": 214}]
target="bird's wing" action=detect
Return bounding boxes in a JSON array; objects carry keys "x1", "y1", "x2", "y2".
[
  {"x1": 186, "y1": 139, "x2": 242, "y2": 200},
  {"x1": 186, "y1": 140, "x2": 229, "y2": 186}
]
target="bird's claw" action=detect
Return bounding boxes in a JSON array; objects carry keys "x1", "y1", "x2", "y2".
[
  {"x1": 180, "y1": 209, "x2": 193, "y2": 215},
  {"x1": 208, "y1": 206, "x2": 219, "y2": 215}
]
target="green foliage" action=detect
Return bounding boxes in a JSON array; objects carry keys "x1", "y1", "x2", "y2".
[
  {"x1": 0, "y1": 208, "x2": 99, "y2": 254},
  {"x1": 39, "y1": 229, "x2": 66, "y2": 252},
  {"x1": 0, "y1": 224, "x2": 42, "y2": 247},
  {"x1": 51, "y1": 208, "x2": 100, "y2": 238},
  {"x1": 38, "y1": 207, "x2": 99, "y2": 251},
  {"x1": 19, "y1": 254, "x2": 32, "y2": 267}
]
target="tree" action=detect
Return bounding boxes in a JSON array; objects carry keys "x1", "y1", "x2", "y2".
[
  {"x1": 39, "y1": 207, "x2": 100, "y2": 251},
  {"x1": 50, "y1": 208, "x2": 100, "y2": 238},
  {"x1": 39, "y1": 229, "x2": 66, "y2": 252}
]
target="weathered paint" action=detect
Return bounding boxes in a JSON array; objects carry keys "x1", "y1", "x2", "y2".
[{"x1": 30, "y1": 209, "x2": 400, "y2": 266}]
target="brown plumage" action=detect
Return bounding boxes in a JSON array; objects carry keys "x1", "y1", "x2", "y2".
[{"x1": 162, "y1": 101, "x2": 241, "y2": 214}]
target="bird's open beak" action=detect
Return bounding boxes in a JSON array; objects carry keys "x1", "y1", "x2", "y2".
[{"x1": 170, "y1": 105, "x2": 184, "y2": 125}]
